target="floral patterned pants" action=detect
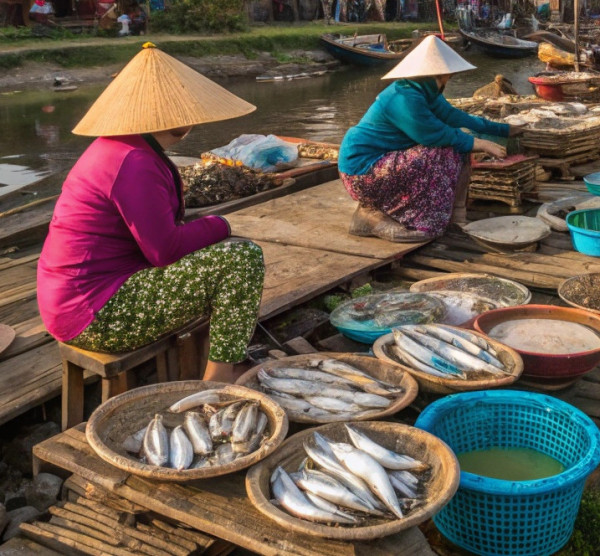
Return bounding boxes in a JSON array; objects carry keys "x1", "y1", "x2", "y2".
[
  {"x1": 341, "y1": 145, "x2": 464, "y2": 237},
  {"x1": 68, "y1": 239, "x2": 265, "y2": 363}
]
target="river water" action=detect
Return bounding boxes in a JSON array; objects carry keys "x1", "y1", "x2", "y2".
[{"x1": 0, "y1": 49, "x2": 545, "y2": 206}]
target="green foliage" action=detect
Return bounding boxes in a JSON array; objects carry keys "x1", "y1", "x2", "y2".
[
  {"x1": 323, "y1": 294, "x2": 348, "y2": 312},
  {"x1": 151, "y1": 0, "x2": 247, "y2": 33},
  {"x1": 558, "y1": 488, "x2": 600, "y2": 556},
  {"x1": 351, "y1": 283, "x2": 374, "y2": 298}
]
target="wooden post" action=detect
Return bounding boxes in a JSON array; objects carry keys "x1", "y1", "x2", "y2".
[
  {"x1": 62, "y1": 361, "x2": 84, "y2": 431},
  {"x1": 574, "y1": 0, "x2": 580, "y2": 72}
]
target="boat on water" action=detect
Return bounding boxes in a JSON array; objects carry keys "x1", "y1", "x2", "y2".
[
  {"x1": 459, "y1": 27, "x2": 538, "y2": 58},
  {"x1": 319, "y1": 33, "x2": 415, "y2": 66}
]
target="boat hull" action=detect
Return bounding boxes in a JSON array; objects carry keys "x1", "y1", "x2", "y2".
[
  {"x1": 320, "y1": 34, "x2": 410, "y2": 66},
  {"x1": 459, "y1": 29, "x2": 538, "y2": 58}
]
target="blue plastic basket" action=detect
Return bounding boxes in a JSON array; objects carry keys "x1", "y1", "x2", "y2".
[
  {"x1": 566, "y1": 208, "x2": 600, "y2": 256},
  {"x1": 583, "y1": 172, "x2": 600, "y2": 196},
  {"x1": 415, "y1": 390, "x2": 600, "y2": 556}
]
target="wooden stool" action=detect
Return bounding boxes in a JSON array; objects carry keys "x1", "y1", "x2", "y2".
[{"x1": 59, "y1": 318, "x2": 208, "y2": 430}]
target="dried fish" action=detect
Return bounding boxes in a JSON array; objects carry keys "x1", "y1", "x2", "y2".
[
  {"x1": 184, "y1": 411, "x2": 213, "y2": 455},
  {"x1": 169, "y1": 390, "x2": 221, "y2": 413},
  {"x1": 143, "y1": 414, "x2": 169, "y2": 467},
  {"x1": 169, "y1": 425, "x2": 194, "y2": 471}
]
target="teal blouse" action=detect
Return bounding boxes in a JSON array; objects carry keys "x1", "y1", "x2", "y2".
[{"x1": 338, "y1": 77, "x2": 510, "y2": 176}]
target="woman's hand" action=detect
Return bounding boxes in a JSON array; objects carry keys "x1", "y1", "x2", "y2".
[
  {"x1": 509, "y1": 124, "x2": 526, "y2": 137},
  {"x1": 473, "y1": 138, "x2": 507, "y2": 159}
]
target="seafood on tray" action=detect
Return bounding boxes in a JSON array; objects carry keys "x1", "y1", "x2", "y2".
[
  {"x1": 256, "y1": 357, "x2": 405, "y2": 421},
  {"x1": 270, "y1": 426, "x2": 429, "y2": 525},
  {"x1": 388, "y1": 324, "x2": 511, "y2": 380},
  {"x1": 122, "y1": 390, "x2": 270, "y2": 470}
]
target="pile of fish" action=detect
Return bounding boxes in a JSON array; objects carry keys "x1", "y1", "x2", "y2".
[
  {"x1": 270, "y1": 426, "x2": 428, "y2": 525},
  {"x1": 389, "y1": 324, "x2": 511, "y2": 380},
  {"x1": 122, "y1": 390, "x2": 270, "y2": 470},
  {"x1": 256, "y1": 358, "x2": 404, "y2": 421},
  {"x1": 335, "y1": 292, "x2": 446, "y2": 329}
]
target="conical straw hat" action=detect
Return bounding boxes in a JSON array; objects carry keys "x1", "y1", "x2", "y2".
[
  {"x1": 73, "y1": 43, "x2": 256, "y2": 136},
  {"x1": 382, "y1": 35, "x2": 476, "y2": 80}
]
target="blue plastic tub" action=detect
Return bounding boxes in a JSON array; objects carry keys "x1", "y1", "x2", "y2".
[
  {"x1": 415, "y1": 390, "x2": 600, "y2": 556},
  {"x1": 566, "y1": 208, "x2": 600, "y2": 256},
  {"x1": 583, "y1": 172, "x2": 600, "y2": 196}
]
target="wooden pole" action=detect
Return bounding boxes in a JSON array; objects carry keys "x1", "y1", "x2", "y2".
[
  {"x1": 574, "y1": 0, "x2": 580, "y2": 72},
  {"x1": 435, "y1": 0, "x2": 445, "y2": 40}
]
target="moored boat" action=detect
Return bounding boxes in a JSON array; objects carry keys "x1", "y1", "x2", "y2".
[
  {"x1": 319, "y1": 33, "x2": 415, "y2": 66},
  {"x1": 459, "y1": 27, "x2": 538, "y2": 58}
]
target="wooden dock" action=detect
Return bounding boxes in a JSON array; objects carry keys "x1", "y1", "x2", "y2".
[
  {"x1": 2, "y1": 176, "x2": 600, "y2": 429},
  {"x1": 0, "y1": 179, "x2": 425, "y2": 426}
]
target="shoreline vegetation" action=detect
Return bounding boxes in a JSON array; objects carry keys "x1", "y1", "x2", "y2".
[{"x1": 0, "y1": 22, "x2": 446, "y2": 90}]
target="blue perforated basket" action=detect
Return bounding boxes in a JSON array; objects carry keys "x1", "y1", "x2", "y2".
[{"x1": 415, "y1": 390, "x2": 600, "y2": 556}]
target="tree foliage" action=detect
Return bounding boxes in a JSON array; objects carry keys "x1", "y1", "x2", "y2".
[{"x1": 150, "y1": 0, "x2": 247, "y2": 33}]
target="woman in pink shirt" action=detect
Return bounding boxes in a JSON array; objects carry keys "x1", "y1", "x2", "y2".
[{"x1": 37, "y1": 43, "x2": 264, "y2": 383}]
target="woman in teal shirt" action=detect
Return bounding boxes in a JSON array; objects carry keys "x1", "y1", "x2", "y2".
[{"x1": 339, "y1": 36, "x2": 522, "y2": 242}]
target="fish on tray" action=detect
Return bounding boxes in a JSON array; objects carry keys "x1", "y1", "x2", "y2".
[
  {"x1": 255, "y1": 357, "x2": 404, "y2": 421},
  {"x1": 389, "y1": 324, "x2": 510, "y2": 380},
  {"x1": 270, "y1": 426, "x2": 429, "y2": 526},
  {"x1": 122, "y1": 395, "x2": 270, "y2": 471}
]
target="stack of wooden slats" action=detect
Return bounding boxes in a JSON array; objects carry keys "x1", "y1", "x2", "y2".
[
  {"x1": 18, "y1": 474, "x2": 234, "y2": 556},
  {"x1": 468, "y1": 154, "x2": 539, "y2": 208}
]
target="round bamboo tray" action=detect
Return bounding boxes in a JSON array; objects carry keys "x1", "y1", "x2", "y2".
[
  {"x1": 86, "y1": 381, "x2": 288, "y2": 482},
  {"x1": 235, "y1": 353, "x2": 419, "y2": 424},
  {"x1": 372, "y1": 327, "x2": 523, "y2": 395},
  {"x1": 246, "y1": 421, "x2": 460, "y2": 541}
]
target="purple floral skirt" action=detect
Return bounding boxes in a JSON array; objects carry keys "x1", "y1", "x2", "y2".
[{"x1": 340, "y1": 145, "x2": 464, "y2": 237}]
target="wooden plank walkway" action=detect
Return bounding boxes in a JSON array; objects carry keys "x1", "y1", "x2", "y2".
[
  {"x1": 0, "y1": 179, "x2": 425, "y2": 426},
  {"x1": 32, "y1": 425, "x2": 434, "y2": 556}
]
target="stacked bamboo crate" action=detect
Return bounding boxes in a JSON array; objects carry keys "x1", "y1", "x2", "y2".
[
  {"x1": 519, "y1": 114, "x2": 600, "y2": 179},
  {"x1": 468, "y1": 154, "x2": 539, "y2": 209},
  {"x1": 18, "y1": 474, "x2": 234, "y2": 556}
]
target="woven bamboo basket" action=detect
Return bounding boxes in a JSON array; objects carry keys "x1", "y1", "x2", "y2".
[
  {"x1": 372, "y1": 327, "x2": 523, "y2": 395},
  {"x1": 235, "y1": 353, "x2": 419, "y2": 424},
  {"x1": 86, "y1": 381, "x2": 288, "y2": 482},
  {"x1": 245, "y1": 421, "x2": 460, "y2": 541}
]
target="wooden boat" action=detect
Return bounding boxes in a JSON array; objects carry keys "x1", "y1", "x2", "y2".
[
  {"x1": 319, "y1": 33, "x2": 415, "y2": 66},
  {"x1": 459, "y1": 27, "x2": 538, "y2": 58}
]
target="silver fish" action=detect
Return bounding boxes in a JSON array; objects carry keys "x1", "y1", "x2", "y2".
[
  {"x1": 257, "y1": 370, "x2": 324, "y2": 397},
  {"x1": 390, "y1": 469, "x2": 419, "y2": 487},
  {"x1": 191, "y1": 457, "x2": 212, "y2": 469},
  {"x1": 213, "y1": 443, "x2": 237, "y2": 465},
  {"x1": 390, "y1": 344, "x2": 452, "y2": 379},
  {"x1": 232, "y1": 410, "x2": 268, "y2": 454},
  {"x1": 270, "y1": 467, "x2": 355, "y2": 524},
  {"x1": 169, "y1": 390, "x2": 221, "y2": 413},
  {"x1": 434, "y1": 323, "x2": 498, "y2": 355},
  {"x1": 389, "y1": 473, "x2": 417, "y2": 499},
  {"x1": 184, "y1": 411, "x2": 213, "y2": 455},
  {"x1": 316, "y1": 387, "x2": 390, "y2": 408},
  {"x1": 123, "y1": 426, "x2": 148, "y2": 454},
  {"x1": 232, "y1": 402, "x2": 259, "y2": 444},
  {"x1": 169, "y1": 425, "x2": 194, "y2": 470},
  {"x1": 345, "y1": 426, "x2": 425, "y2": 471},
  {"x1": 414, "y1": 324, "x2": 505, "y2": 369},
  {"x1": 296, "y1": 468, "x2": 377, "y2": 514},
  {"x1": 304, "y1": 396, "x2": 363, "y2": 413},
  {"x1": 400, "y1": 327, "x2": 504, "y2": 376},
  {"x1": 308, "y1": 433, "x2": 385, "y2": 512},
  {"x1": 143, "y1": 414, "x2": 169, "y2": 467},
  {"x1": 265, "y1": 367, "x2": 357, "y2": 389},
  {"x1": 329, "y1": 442, "x2": 404, "y2": 519},
  {"x1": 317, "y1": 359, "x2": 400, "y2": 396},
  {"x1": 209, "y1": 401, "x2": 245, "y2": 440},
  {"x1": 304, "y1": 492, "x2": 360, "y2": 523},
  {"x1": 392, "y1": 329, "x2": 466, "y2": 378}
]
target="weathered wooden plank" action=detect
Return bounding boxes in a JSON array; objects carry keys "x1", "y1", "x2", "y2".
[
  {"x1": 0, "y1": 317, "x2": 52, "y2": 362},
  {"x1": 0, "y1": 296, "x2": 41, "y2": 325},
  {"x1": 227, "y1": 179, "x2": 426, "y2": 260},
  {"x1": 256, "y1": 241, "x2": 390, "y2": 320},
  {"x1": 34, "y1": 428, "x2": 434, "y2": 556}
]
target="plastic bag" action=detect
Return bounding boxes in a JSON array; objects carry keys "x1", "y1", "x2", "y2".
[{"x1": 210, "y1": 134, "x2": 298, "y2": 172}]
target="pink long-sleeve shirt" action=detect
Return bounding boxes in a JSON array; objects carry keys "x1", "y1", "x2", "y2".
[{"x1": 37, "y1": 135, "x2": 230, "y2": 341}]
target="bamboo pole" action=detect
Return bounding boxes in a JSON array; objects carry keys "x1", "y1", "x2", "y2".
[{"x1": 575, "y1": 0, "x2": 580, "y2": 72}]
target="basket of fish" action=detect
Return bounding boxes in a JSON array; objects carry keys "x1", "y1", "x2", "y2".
[
  {"x1": 329, "y1": 292, "x2": 447, "y2": 344},
  {"x1": 85, "y1": 381, "x2": 288, "y2": 481},
  {"x1": 372, "y1": 324, "x2": 523, "y2": 394},
  {"x1": 235, "y1": 353, "x2": 419, "y2": 424},
  {"x1": 245, "y1": 421, "x2": 460, "y2": 540}
]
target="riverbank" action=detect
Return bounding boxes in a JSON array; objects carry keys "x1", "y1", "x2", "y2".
[{"x1": 0, "y1": 22, "x2": 444, "y2": 92}]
